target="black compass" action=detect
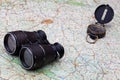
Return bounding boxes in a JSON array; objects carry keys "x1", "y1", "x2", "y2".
[{"x1": 86, "y1": 4, "x2": 114, "y2": 44}]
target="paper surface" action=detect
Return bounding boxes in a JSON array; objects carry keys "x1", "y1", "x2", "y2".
[{"x1": 0, "y1": 0, "x2": 120, "y2": 80}]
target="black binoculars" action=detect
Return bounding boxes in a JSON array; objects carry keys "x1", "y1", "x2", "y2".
[{"x1": 4, "y1": 30, "x2": 64, "y2": 70}]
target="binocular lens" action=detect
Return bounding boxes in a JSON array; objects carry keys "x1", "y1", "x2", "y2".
[
  {"x1": 21, "y1": 48, "x2": 34, "y2": 68},
  {"x1": 20, "y1": 43, "x2": 64, "y2": 70},
  {"x1": 4, "y1": 33, "x2": 16, "y2": 53}
]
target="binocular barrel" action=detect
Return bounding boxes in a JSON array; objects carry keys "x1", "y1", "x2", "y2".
[
  {"x1": 20, "y1": 43, "x2": 64, "y2": 70},
  {"x1": 4, "y1": 30, "x2": 49, "y2": 55}
]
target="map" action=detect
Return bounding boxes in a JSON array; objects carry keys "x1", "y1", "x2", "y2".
[{"x1": 0, "y1": 0, "x2": 120, "y2": 80}]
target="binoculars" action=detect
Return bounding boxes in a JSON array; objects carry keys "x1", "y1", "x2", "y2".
[{"x1": 4, "y1": 30, "x2": 64, "y2": 70}]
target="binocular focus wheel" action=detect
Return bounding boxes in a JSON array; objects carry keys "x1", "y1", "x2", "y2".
[{"x1": 37, "y1": 30, "x2": 47, "y2": 40}]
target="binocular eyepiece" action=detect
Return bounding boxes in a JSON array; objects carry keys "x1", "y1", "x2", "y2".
[
  {"x1": 4, "y1": 30, "x2": 64, "y2": 70},
  {"x1": 4, "y1": 30, "x2": 49, "y2": 55},
  {"x1": 20, "y1": 43, "x2": 64, "y2": 70}
]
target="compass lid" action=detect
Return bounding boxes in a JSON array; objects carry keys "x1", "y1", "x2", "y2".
[{"x1": 94, "y1": 4, "x2": 114, "y2": 24}]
